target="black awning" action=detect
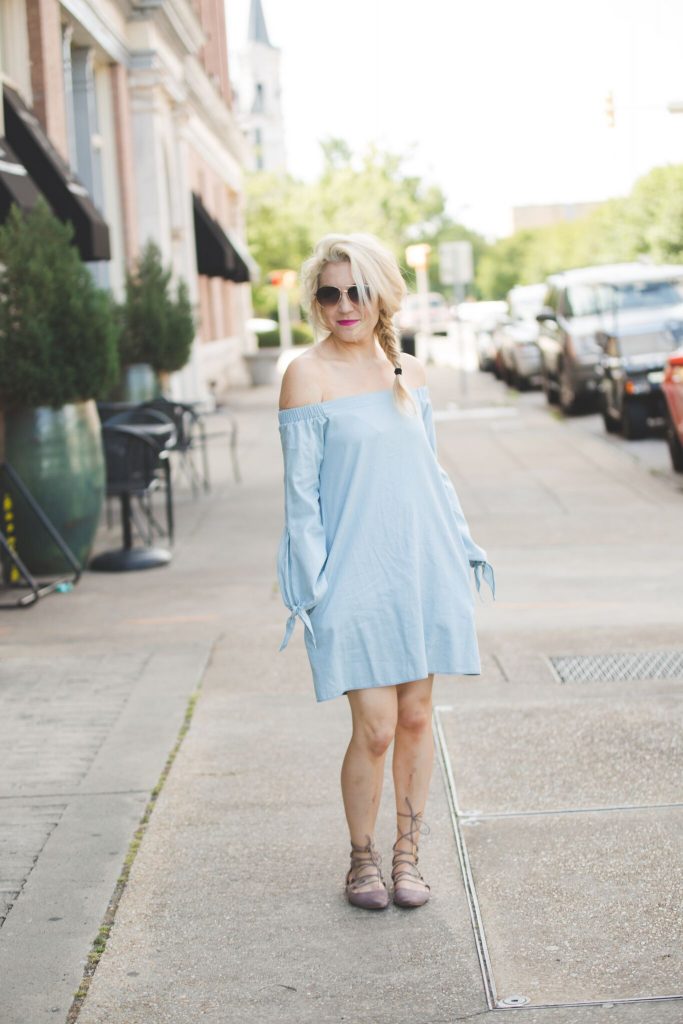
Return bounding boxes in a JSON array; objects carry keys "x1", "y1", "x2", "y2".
[
  {"x1": 192, "y1": 192, "x2": 252, "y2": 283},
  {"x1": 0, "y1": 138, "x2": 41, "y2": 221},
  {"x1": 223, "y1": 228, "x2": 251, "y2": 283},
  {"x1": 193, "y1": 193, "x2": 230, "y2": 277},
  {"x1": 3, "y1": 85, "x2": 110, "y2": 262}
]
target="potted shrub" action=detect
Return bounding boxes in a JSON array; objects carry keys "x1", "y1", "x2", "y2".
[
  {"x1": 0, "y1": 200, "x2": 119, "y2": 573},
  {"x1": 244, "y1": 319, "x2": 314, "y2": 386},
  {"x1": 118, "y1": 241, "x2": 195, "y2": 399}
]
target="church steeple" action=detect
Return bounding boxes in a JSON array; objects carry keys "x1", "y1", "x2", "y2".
[
  {"x1": 248, "y1": 0, "x2": 273, "y2": 48},
  {"x1": 234, "y1": 0, "x2": 285, "y2": 170}
]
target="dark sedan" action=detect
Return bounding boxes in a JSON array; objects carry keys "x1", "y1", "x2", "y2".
[{"x1": 599, "y1": 322, "x2": 683, "y2": 439}]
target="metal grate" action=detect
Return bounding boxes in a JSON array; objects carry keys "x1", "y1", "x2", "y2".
[{"x1": 550, "y1": 651, "x2": 683, "y2": 684}]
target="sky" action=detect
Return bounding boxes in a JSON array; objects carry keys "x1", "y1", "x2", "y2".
[{"x1": 225, "y1": 0, "x2": 683, "y2": 239}]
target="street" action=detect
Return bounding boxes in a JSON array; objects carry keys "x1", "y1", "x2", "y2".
[{"x1": 0, "y1": 361, "x2": 681, "y2": 1024}]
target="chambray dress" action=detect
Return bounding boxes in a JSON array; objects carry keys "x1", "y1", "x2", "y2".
[{"x1": 276, "y1": 383, "x2": 495, "y2": 702}]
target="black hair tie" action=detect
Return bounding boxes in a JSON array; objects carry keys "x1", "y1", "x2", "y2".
[{"x1": 394, "y1": 367, "x2": 402, "y2": 375}]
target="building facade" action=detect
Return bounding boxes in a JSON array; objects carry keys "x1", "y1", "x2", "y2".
[{"x1": 0, "y1": 0, "x2": 255, "y2": 400}]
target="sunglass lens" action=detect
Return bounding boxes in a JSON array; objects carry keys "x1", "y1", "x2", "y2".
[
  {"x1": 316, "y1": 286, "x2": 341, "y2": 307},
  {"x1": 315, "y1": 285, "x2": 372, "y2": 307}
]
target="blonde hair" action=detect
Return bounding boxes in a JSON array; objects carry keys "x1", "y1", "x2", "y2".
[{"x1": 300, "y1": 233, "x2": 415, "y2": 416}]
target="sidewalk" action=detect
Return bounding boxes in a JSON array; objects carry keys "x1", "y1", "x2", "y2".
[{"x1": 0, "y1": 365, "x2": 681, "y2": 1024}]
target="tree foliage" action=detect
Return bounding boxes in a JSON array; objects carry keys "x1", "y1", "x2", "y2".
[
  {"x1": 0, "y1": 200, "x2": 119, "y2": 410},
  {"x1": 475, "y1": 164, "x2": 683, "y2": 299},
  {"x1": 245, "y1": 139, "x2": 485, "y2": 314},
  {"x1": 119, "y1": 242, "x2": 195, "y2": 372}
]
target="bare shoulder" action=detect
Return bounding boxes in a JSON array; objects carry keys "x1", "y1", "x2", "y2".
[
  {"x1": 399, "y1": 353, "x2": 427, "y2": 388},
  {"x1": 278, "y1": 350, "x2": 325, "y2": 410}
]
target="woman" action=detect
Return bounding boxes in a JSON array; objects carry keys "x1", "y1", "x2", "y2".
[{"x1": 276, "y1": 233, "x2": 494, "y2": 911}]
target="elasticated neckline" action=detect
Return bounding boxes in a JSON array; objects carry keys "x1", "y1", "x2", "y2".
[{"x1": 278, "y1": 384, "x2": 428, "y2": 423}]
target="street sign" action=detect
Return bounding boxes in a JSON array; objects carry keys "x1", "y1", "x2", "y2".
[{"x1": 438, "y1": 241, "x2": 473, "y2": 286}]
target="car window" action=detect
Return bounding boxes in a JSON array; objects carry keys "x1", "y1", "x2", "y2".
[
  {"x1": 565, "y1": 284, "x2": 601, "y2": 318},
  {"x1": 600, "y1": 279, "x2": 683, "y2": 311}
]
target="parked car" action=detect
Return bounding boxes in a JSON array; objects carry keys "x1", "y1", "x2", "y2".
[
  {"x1": 456, "y1": 300, "x2": 508, "y2": 372},
  {"x1": 396, "y1": 292, "x2": 451, "y2": 351},
  {"x1": 598, "y1": 320, "x2": 683, "y2": 439},
  {"x1": 662, "y1": 347, "x2": 683, "y2": 471},
  {"x1": 536, "y1": 263, "x2": 683, "y2": 415},
  {"x1": 496, "y1": 283, "x2": 546, "y2": 389}
]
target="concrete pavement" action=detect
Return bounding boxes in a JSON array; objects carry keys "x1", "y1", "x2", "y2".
[{"x1": 0, "y1": 361, "x2": 681, "y2": 1023}]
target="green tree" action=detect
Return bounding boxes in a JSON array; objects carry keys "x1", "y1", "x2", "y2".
[
  {"x1": 625, "y1": 164, "x2": 683, "y2": 261},
  {"x1": 0, "y1": 200, "x2": 119, "y2": 409},
  {"x1": 474, "y1": 165, "x2": 683, "y2": 299},
  {"x1": 245, "y1": 139, "x2": 484, "y2": 313},
  {"x1": 119, "y1": 241, "x2": 195, "y2": 372},
  {"x1": 476, "y1": 231, "x2": 537, "y2": 299}
]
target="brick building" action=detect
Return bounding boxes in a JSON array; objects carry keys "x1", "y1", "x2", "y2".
[{"x1": 0, "y1": 0, "x2": 255, "y2": 399}]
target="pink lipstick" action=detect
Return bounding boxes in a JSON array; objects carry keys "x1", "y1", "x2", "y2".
[{"x1": 338, "y1": 319, "x2": 359, "y2": 326}]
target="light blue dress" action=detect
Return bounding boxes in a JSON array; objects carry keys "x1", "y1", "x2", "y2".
[{"x1": 276, "y1": 383, "x2": 495, "y2": 702}]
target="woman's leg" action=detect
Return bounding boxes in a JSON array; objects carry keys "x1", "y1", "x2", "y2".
[
  {"x1": 392, "y1": 675, "x2": 434, "y2": 893},
  {"x1": 341, "y1": 685, "x2": 398, "y2": 890}
]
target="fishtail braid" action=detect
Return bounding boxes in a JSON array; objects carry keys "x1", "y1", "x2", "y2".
[{"x1": 375, "y1": 308, "x2": 418, "y2": 415}]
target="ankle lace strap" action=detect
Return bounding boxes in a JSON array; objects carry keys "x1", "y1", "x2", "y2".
[
  {"x1": 347, "y1": 835, "x2": 386, "y2": 892},
  {"x1": 392, "y1": 797, "x2": 430, "y2": 883}
]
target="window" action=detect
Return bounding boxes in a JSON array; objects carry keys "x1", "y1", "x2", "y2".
[
  {"x1": 0, "y1": 0, "x2": 32, "y2": 102},
  {"x1": 565, "y1": 284, "x2": 601, "y2": 318},
  {"x1": 603, "y1": 279, "x2": 683, "y2": 312},
  {"x1": 252, "y1": 82, "x2": 264, "y2": 113}
]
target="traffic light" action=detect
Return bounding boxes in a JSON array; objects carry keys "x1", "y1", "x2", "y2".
[{"x1": 605, "y1": 91, "x2": 615, "y2": 129}]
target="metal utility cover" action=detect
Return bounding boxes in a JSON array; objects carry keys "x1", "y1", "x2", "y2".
[{"x1": 549, "y1": 651, "x2": 683, "y2": 684}]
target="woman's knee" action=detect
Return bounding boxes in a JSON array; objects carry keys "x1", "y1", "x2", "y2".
[
  {"x1": 348, "y1": 689, "x2": 397, "y2": 757},
  {"x1": 359, "y1": 718, "x2": 396, "y2": 757},
  {"x1": 396, "y1": 682, "x2": 433, "y2": 735}
]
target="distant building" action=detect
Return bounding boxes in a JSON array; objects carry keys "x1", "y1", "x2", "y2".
[
  {"x1": 0, "y1": 0, "x2": 256, "y2": 399},
  {"x1": 512, "y1": 202, "x2": 604, "y2": 232},
  {"x1": 232, "y1": 0, "x2": 286, "y2": 172}
]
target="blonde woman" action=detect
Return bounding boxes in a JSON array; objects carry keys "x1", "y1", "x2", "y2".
[{"x1": 276, "y1": 233, "x2": 494, "y2": 910}]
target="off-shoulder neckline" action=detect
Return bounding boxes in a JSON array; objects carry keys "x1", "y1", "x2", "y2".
[{"x1": 279, "y1": 383, "x2": 428, "y2": 416}]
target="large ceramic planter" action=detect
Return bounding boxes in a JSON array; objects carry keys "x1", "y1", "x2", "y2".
[
  {"x1": 243, "y1": 348, "x2": 283, "y2": 386},
  {"x1": 4, "y1": 400, "x2": 105, "y2": 574}
]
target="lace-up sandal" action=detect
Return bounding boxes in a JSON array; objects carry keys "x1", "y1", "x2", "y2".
[
  {"x1": 345, "y1": 836, "x2": 389, "y2": 910},
  {"x1": 391, "y1": 797, "x2": 431, "y2": 908}
]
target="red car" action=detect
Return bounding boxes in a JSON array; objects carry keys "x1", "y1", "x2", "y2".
[{"x1": 662, "y1": 347, "x2": 683, "y2": 472}]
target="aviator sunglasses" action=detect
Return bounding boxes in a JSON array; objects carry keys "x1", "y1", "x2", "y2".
[{"x1": 315, "y1": 284, "x2": 372, "y2": 308}]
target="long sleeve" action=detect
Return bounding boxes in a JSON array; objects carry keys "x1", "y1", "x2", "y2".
[
  {"x1": 276, "y1": 405, "x2": 329, "y2": 650},
  {"x1": 417, "y1": 389, "x2": 495, "y2": 600}
]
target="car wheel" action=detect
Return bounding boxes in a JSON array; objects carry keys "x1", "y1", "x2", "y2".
[
  {"x1": 600, "y1": 392, "x2": 621, "y2": 433},
  {"x1": 665, "y1": 408, "x2": 683, "y2": 472},
  {"x1": 542, "y1": 372, "x2": 558, "y2": 406},
  {"x1": 558, "y1": 366, "x2": 578, "y2": 415},
  {"x1": 622, "y1": 400, "x2": 648, "y2": 440},
  {"x1": 602, "y1": 409, "x2": 621, "y2": 434}
]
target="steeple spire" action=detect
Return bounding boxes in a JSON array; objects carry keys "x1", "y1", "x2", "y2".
[{"x1": 248, "y1": 0, "x2": 273, "y2": 47}]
